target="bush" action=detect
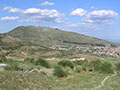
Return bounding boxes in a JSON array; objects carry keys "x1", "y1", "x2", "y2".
[
  {"x1": 34, "y1": 57, "x2": 51, "y2": 68},
  {"x1": 73, "y1": 59, "x2": 88, "y2": 65},
  {"x1": 58, "y1": 60, "x2": 74, "y2": 69},
  {"x1": 89, "y1": 60, "x2": 114, "y2": 74},
  {"x1": 6, "y1": 59, "x2": 14, "y2": 63},
  {"x1": 74, "y1": 66, "x2": 82, "y2": 73},
  {"x1": 54, "y1": 65, "x2": 67, "y2": 77},
  {"x1": 4, "y1": 62, "x2": 19, "y2": 71},
  {"x1": 100, "y1": 61, "x2": 114, "y2": 74},
  {"x1": 82, "y1": 64, "x2": 88, "y2": 71},
  {"x1": 89, "y1": 59, "x2": 102, "y2": 72},
  {"x1": 0, "y1": 54, "x2": 7, "y2": 63},
  {"x1": 24, "y1": 57, "x2": 34, "y2": 63},
  {"x1": 115, "y1": 62, "x2": 120, "y2": 72}
]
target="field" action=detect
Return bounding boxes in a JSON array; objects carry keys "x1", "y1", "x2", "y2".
[
  {"x1": 0, "y1": 70, "x2": 110, "y2": 90},
  {"x1": 0, "y1": 54, "x2": 120, "y2": 90}
]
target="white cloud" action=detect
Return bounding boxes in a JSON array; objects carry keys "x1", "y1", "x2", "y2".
[
  {"x1": 3, "y1": 6, "x2": 21, "y2": 13},
  {"x1": 83, "y1": 10, "x2": 118, "y2": 24},
  {"x1": 0, "y1": 16, "x2": 19, "y2": 22},
  {"x1": 3, "y1": 6, "x2": 65, "y2": 23},
  {"x1": 23, "y1": 8, "x2": 63, "y2": 17},
  {"x1": 68, "y1": 23, "x2": 79, "y2": 28},
  {"x1": 40, "y1": 1, "x2": 55, "y2": 6},
  {"x1": 54, "y1": 18, "x2": 66, "y2": 23},
  {"x1": 67, "y1": 22, "x2": 99, "y2": 30},
  {"x1": 70, "y1": 8, "x2": 87, "y2": 16},
  {"x1": 91, "y1": 6, "x2": 94, "y2": 9}
]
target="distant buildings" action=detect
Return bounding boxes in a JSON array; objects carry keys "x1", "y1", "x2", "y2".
[{"x1": 49, "y1": 45, "x2": 120, "y2": 58}]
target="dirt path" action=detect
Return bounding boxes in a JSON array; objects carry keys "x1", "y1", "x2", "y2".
[{"x1": 91, "y1": 72, "x2": 117, "y2": 90}]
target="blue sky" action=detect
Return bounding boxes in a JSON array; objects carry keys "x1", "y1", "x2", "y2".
[{"x1": 0, "y1": 0, "x2": 120, "y2": 42}]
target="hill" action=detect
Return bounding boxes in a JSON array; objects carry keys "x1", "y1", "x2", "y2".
[
  {"x1": 7, "y1": 26, "x2": 115, "y2": 47},
  {"x1": 0, "y1": 34, "x2": 71, "y2": 58},
  {"x1": 1, "y1": 26, "x2": 119, "y2": 58},
  {"x1": 0, "y1": 34, "x2": 24, "y2": 51},
  {"x1": 0, "y1": 34, "x2": 32, "y2": 56}
]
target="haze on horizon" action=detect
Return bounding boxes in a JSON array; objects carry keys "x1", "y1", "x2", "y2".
[{"x1": 0, "y1": 0, "x2": 120, "y2": 42}]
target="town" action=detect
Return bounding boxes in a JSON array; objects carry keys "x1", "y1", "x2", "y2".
[{"x1": 49, "y1": 45, "x2": 120, "y2": 58}]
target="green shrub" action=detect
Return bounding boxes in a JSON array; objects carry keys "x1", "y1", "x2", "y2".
[
  {"x1": 34, "y1": 57, "x2": 51, "y2": 68},
  {"x1": 100, "y1": 61, "x2": 114, "y2": 74},
  {"x1": 24, "y1": 57, "x2": 34, "y2": 63},
  {"x1": 89, "y1": 59, "x2": 102, "y2": 71},
  {"x1": 58, "y1": 60, "x2": 74, "y2": 69},
  {"x1": 4, "y1": 62, "x2": 19, "y2": 71},
  {"x1": 82, "y1": 64, "x2": 88, "y2": 71},
  {"x1": 6, "y1": 59, "x2": 15, "y2": 63},
  {"x1": 0, "y1": 54, "x2": 7, "y2": 63},
  {"x1": 54, "y1": 65, "x2": 67, "y2": 77},
  {"x1": 89, "y1": 60, "x2": 114, "y2": 74},
  {"x1": 73, "y1": 59, "x2": 88, "y2": 65},
  {"x1": 74, "y1": 66, "x2": 82, "y2": 73},
  {"x1": 115, "y1": 62, "x2": 120, "y2": 72}
]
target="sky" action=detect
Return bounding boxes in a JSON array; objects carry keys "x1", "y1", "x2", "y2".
[{"x1": 0, "y1": 0, "x2": 120, "y2": 42}]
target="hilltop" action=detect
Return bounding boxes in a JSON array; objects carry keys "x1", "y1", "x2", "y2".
[{"x1": 7, "y1": 26, "x2": 115, "y2": 47}]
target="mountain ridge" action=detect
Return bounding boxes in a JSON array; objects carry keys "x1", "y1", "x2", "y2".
[{"x1": 7, "y1": 25, "x2": 116, "y2": 47}]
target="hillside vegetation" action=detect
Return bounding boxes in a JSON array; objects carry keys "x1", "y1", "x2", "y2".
[
  {"x1": 0, "y1": 56, "x2": 120, "y2": 90},
  {"x1": 0, "y1": 34, "x2": 62, "y2": 58},
  {"x1": 7, "y1": 26, "x2": 114, "y2": 47}
]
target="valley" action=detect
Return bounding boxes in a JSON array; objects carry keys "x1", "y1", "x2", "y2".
[{"x1": 0, "y1": 26, "x2": 120, "y2": 90}]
